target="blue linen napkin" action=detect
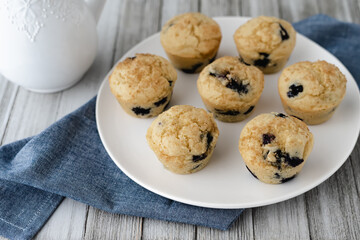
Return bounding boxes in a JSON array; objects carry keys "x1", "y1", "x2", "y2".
[{"x1": 0, "y1": 14, "x2": 359, "y2": 240}]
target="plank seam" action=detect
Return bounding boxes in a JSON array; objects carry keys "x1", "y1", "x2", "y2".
[
  {"x1": 158, "y1": 0, "x2": 164, "y2": 31},
  {"x1": 194, "y1": 225, "x2": 197, "y2": 240},
  {"x1": 139, "y1": 217, "x2": 144, "y2": 240},
  {"x1": 54, "y1": 92, "x2": 63, "y2": 121},
  {"x1": 334, "y1": 166, "x2": 355, "y2": 239},
  {"x1": 351, "y1": 0, "x2": 360, "y2": 22},
  {"x1": 110, "y1": 1, "x2": 123, "y2": 66},
  {"x1": 0, "y1": 85, "x2": 19, "y2": 145},
  {"x1": 250, "y1": 208, "x2": 255, "y2": 240},
  {"x1": 278, "y1": 0, "x2": 283, "y2": 18},
  {"x1": 304, "y1": 194, "x2": 313, "y2": 240},
  {"x1": 349, "y1": 155, "x2": 360, "y2": 202},
  {"x1": 238, "y1": 0, "x2": 242, "y2": 16},
  {"x1": 82, "y1": 205, "x2": 90, "y2": 240}
]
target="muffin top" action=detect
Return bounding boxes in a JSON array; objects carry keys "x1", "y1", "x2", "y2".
[
  {"x1": 197, "y1": 56, "x2": 264, "y2": 109},
  {"x1": 278, "y1": 60, "x2": 347, "y2": 111},
  {"x1": 109, "y1": 53, "x2": 177, "y2": 105},
  {"x1": 239, "y1": 112, "x2": 314, "y2": 170},
  {"x1": 233, "y1": 16, "x2": 296, "y2": 57},
  {"x1": 160, "y1": 12, "x2": 222, "y2": 58},
  {"x1": 146, "y1": 105, "x2": 219, "y2": 157}
]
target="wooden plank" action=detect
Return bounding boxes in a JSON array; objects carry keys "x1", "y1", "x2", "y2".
[
  {"x1": 142, "y1": 219, "x2": 195, "y2": 240},
  {"x1": 336, "y1": 155, "x2": 360, "y2": 239},
  {"x1": 278, "y1": 0, "x2": 319, "y2": 22},
  {"x1": 1, "y1": 89, "x2": 61, "y2": 144},
  {"x1": 0, "y1": 78, "x2": 18, "y2": 144},
  {"x1": 34, "y1": 199, "x2": 87, "y2": 240},
  {"x1": 348, "y1": 0, "x2": 360, "y2": 23},
  {"x1": 317, "y1": 0, "x2": 353, "y2": 21},
  {"x1": 253, "y1": 196, "x2": 310, "y2": 239},
  {"x1": 196, "y1": 209, "x2": 254, "y2": 240},
  {"x1": 83, "y1": 209, "x2": 142, "y2": 240},
  {"x1": 161, "y1": 0, "x2": 199, "y2": 26},
  {"x1": 201, "y1": 0, "x2": 241, "y2": 17},
  {"x1": 113, "y1": 0, "x2": 162, "y2": 62},
  {"x1": 235, "y1": 209, "x2": 254, "y2": 240},
  {"x1": 241, "y1": 0, "x2": 280, "y2": 17},
  {"x1": 305, "y1": 159, "x2": 360, "y2": 239},
  {"x1": 349, "y1": 139, "x2": 360, "y2": 215},
  {"x1": 357, "y1": 0, "x2": 360, "y2": 23}
]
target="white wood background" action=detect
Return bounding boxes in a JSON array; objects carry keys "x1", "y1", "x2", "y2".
[{"x1": 1, "y1": 0, "x2": 360, "y2": 239}]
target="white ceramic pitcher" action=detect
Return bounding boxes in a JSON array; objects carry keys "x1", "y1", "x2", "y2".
[{"x1": 0, "y1": 0, "x2": 106, "y2": 93}]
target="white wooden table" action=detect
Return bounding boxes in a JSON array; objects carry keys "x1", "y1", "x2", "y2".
[{"x1": 1, "y1": 0, "x2": 360, "y2": 239}]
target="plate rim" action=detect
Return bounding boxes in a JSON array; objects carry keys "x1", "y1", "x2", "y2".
[{"x1": 96, "y1": 16, "x2": 360, "y2": 209}]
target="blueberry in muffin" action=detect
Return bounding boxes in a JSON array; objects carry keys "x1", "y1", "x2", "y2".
[
  {"x1": 197, "y1": 56, "x2": 264, "y2": 122},
  {"x1": 109, "y1": 53, "x2": 177, "y2": 118},
  {"x1": 239, "y1": 112, "x2": 314, "y2": 184},
  {"x1": 146, "y1": 105, "x2": 219, "y2": 174},
  {"x1": 233, "y1": 16, "x2": 296, "y2": 74},
  {"x1": 278, "y1": 60, "x2": 347, "y2": 124}
]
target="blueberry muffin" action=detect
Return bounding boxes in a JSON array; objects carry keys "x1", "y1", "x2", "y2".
[
  {"x1": 146, "y1": 105, "x2": 219, "y2": 174},
  {"x1": 160, "y1": 12, "x2": 222, "y2": 73},
  {"x1": 239, "y1": 112, "x2": 314, "y2": 184},
  {"x1": 233, "y1": 16, "x2": 296, "y2": 74},
  {"x1": 109, "y1": 53, "x2": 177, "y2": 118},
  {"x1": 197, "y1": 56, "x2": 264, "y2": 122},
  {"x1": 278, "y1": 60, "x2": 347, "y2": 125}
]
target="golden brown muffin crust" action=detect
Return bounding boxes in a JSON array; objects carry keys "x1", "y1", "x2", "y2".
[
  {"x1": 239, "y1": 112, "x2": 314, "y2": 184},
  {"x1": 147, "y1": 105, "x2": 219, "y2": 157},
  {"x1": 109, "y1": 53, "x2": 177, "y2": 105},
  {"x1": 161, "y1": 12, "x2": 222, "y2": 58},
  {"x1": 278, "y1": 60, "x2": 347, "y2": 111},
  {"x1": 197, "y1": 56, "x2": 264, "y2": 109}
]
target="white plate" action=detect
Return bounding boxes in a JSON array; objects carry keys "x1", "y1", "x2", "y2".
[{"x1": 96, "y1": 17, "x2": 360, "y2": 209}]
